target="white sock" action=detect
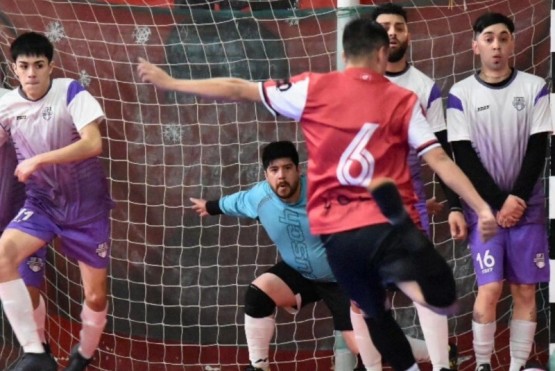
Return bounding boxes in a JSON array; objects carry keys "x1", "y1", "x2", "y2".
[
  {"x1": 0, "y1": 279, "x2": 43, "y2": 353},
  {"x1": 350, "y1": 308, "x2": 382, "y2": 371},
  {"x1": 414, "y1": 302, "x2": 450, "y2": 370},
  {"x1": 405, "y1": 363, "x2": 420, "y2": 371},
  {"x1": 79, "y1": 302, "x2": 108, "y2": 359},
  {"x1": 333, "y1": 330, "x2": 357, "y2": 371},
  {"x1": 244, "y1": 314, "x2": 275, "y2": 370},
  {"x1": 509, "y1": 319, "x2": 536, "y2": 371},
  {"x1": 406, "y1": 336, "x2": 429, "y2": 362},
  {"x1": 473, "y1": 321, "x2": 496, "y2": 365},
  {"x1": 33, "y1": 294, "x2": 47, "y2": 344}
]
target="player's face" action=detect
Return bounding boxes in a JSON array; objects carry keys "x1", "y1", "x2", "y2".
[
  {"x1": 265, "y1": 158, "x2": 301, "y2": 203},
  {"x1": 375, "y1": 13, "x2": 410, "y2": 63},
  {"x1": 472, "y1": 23, "x2": 514, "y2": 73},
  {"x1": 12, "y1": 55, "x2": 53, "y2": 101}
]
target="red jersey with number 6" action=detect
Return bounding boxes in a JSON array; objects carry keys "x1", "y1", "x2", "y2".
[{"x1": 260, "y1": 68, "x2": 440, "y2": 235}]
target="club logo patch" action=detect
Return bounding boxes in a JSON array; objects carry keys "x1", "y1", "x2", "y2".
[
  {"x1": 27, "y1": 257, "x2": 44, "y2": 273},
  {"x1": 534, "y1": 253, "x2": 545, "y2": 269},
  {"x1": 42, "y1": 106, "x2": 53, "y2": 120},
  {"x1": 512, "y1": 97, "x2": 525, "y2": 111},
  {"x1": 96, "y1": 242, "x2": 109, "y2": 258}
]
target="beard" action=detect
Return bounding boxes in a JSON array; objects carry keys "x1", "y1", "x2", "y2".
[
  {"x1": 388, "y1": 41, "x2": 408, "y2": 63},
  {"x1": 274, "y1": 180, "x2": 299, "y2": 200}
]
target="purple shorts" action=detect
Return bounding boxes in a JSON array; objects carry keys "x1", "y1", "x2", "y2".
[
  {"x1": 469, "y1": 223, "x2": 549, "y2": 286},
  {"x1": 8, "y1": 207, "x2": 111, "y2": 287}
]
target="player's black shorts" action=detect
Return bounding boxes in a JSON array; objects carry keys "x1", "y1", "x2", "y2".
[
  {"x1": 267, "y1": 261, "x2": 352, "y2": 331},
  {"x1": 322, "y1": 221, "x2": 456, "y2": 318}
]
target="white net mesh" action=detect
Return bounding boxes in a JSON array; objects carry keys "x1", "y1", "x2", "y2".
[{"x1": 0, "y1": 0, "x2": 550, "y2": 370}]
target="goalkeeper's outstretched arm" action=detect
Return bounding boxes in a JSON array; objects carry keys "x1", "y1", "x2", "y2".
[{"x1": 137, "y1": 57, "x2": 261, "y2": 102}]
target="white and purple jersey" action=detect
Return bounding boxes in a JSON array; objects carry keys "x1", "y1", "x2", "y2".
[
  {"x1": 386, "y1": 66, "x2": 446, "y2": 231},
  {"x1": 0, "y1": 78, "x2": 113, "y2": 225},
  {"x1": 447, "y1": 71, "x2": 551, "y2": 224}
]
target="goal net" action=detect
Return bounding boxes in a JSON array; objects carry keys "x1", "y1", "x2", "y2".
[{"x1": 0, "y1": 0, "x2": 550, "y2": 370}]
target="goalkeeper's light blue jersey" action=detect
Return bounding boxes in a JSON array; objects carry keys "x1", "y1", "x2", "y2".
[{"x1": 219, "y1": 175, "x2": 335, "y2": 282}]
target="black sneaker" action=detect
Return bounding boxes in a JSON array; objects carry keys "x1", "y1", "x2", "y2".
[
  {"x1": 521, "y1": 361, "x2": 546, "y2": 370},
  {"x1": 244, "y1": 365, "x2": 265, "y2": 371},
  {"x1": 64, "y1": 344, "x2": 92, "y2": 371},
  {"x1": 448, "y1": 342, "x2": 458, "y2": 370},
  {"x1": 8, "y1": 352, "x2": 57, "y2": 371},
  {"x1": 353, "y1": 353, "x2": 366, "y2": 370},
  {"x1": 476, "y1": 364, "x2": 492, "y2": 371}
]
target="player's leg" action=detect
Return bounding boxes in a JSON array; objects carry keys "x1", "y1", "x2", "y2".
[
  {"x1": 505, "y1": 224, "x2": 549, "y2": 371},
  {"x1": 60, "y1": 215, "x2": 110, "y2": 371},
  {"x1": 469, "y1": 226, "x2": 506, "y2": 370},
  {"x1": 244, "y1": 262, "x2": 315, "y2": 371},
  {"x1": 508, "y1": 283, "x2": 536, "y2": 371},
  {"x1": 19, "y1": 245, "x2": 50, "y2": 350},
  {"x1": 351, "y1": 300, "x2": 449, "y2": 367},
  {"x1": 349, "y1": 303, "x2": 382, "y2": 370},
  {"x1": 413, "y1": 302, "x2": 451, "y2": 371},
  {"x1": 0, "y1": 211, "x2": 58, "y2": 370},
  {"x1": 323, "y1": 227, "x2": 419, "y2": 371},
  {"x1": 316, "y1": 282, "x2": 369, "y2": 371}
]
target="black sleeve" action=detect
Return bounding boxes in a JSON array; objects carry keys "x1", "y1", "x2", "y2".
[
  {"x1": 511, "y1": 132, "x2": 548, "y2": 202},
  {"x1": 451, "y1": 140, "x2": 508, "y2": 210},
  {"x1": 205, "y1": 199, "x2": 224, "y2": 215},
  {"x1": 434, "y1": 130, "x2": 462, "y2": 210}
]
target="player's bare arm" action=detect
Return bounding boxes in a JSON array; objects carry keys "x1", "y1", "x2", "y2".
[
  {"x1": 190, "y1": 197, "x2": 209, "y2": 217},
  {"x1": 14, "y1": 120, "x2": 103, "y2": 182},
  {"x1": 137, "y1": 57, "x2": 261, "y2": 102},
  {"x1": 422, "y1": 147, "x2": 497, "y2": 241}
]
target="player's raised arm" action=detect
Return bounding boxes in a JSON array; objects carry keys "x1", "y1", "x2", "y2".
[{"x1": 136, "y1": 57, "x2": 261, "y2": 102}]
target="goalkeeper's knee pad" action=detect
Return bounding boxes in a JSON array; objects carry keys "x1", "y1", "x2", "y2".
[{"x1": 244, "y1": 284, "x2": 276, "y2": 318}]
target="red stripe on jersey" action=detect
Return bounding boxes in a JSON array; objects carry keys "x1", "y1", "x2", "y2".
[{"x1": 415, "y1": 139, "x2": 440, "y2": 156}]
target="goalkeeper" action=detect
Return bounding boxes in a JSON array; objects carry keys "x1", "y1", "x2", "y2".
[{"x1": 190, "y1": 140, "x2": 366, "y2": 371}]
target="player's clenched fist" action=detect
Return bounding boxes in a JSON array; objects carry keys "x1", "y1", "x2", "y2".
[{"x1": 476, "y1": 209, "x2": 497, "y2": 242}]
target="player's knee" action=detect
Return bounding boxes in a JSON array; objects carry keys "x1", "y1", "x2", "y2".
[
  {"x1": 84, "y1": 292, "x2": 108, "y2": 311},
  {"x1": 421, "y1": 270, "x2": 456, "y2": 308},
  {"x1": 244, "y1": 284, "x2": 276, "y2": 318}
]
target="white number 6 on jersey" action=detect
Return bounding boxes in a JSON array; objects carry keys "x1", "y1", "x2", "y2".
[{"x1": 336, "y1": 123, "x2": 378, "y2": 187}]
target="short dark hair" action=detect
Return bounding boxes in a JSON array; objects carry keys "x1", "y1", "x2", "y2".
[
  {"x1": 473, "y1": 12, "x2": 514, "y2": 36},
  {"x1": 370, "y1": 3, "x2": 408, "y2": 23},
  {"x1": 342, "y1": 18, "x2": 389, "y2": 60},
  {"x1": 11, "y1": 32, "x2": 54, "y2": 62},
  {"x1": 262, "y1": 141, "x2": 299, "y2": 170}
]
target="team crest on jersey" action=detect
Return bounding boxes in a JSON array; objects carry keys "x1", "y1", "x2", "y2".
[
  {"x1": 96, "y1": 242, "x2": 109, "y2": 258},
  {"x1": 42, "y1": 106, "x2": 53, "y2": 120},
  {"x1": 512, "y1": 97, "x2": 525, "y2": 111},
  {"x1": 27, "y1": 257, "x2": 44, "y2": 273},
  {"x1": 534, "y1": 253, "x2": 545, "y2": 269}
]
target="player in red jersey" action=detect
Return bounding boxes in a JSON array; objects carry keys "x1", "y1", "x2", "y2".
[{"x1": 137, "y1": 18, "x2": 496, "y2": 371}]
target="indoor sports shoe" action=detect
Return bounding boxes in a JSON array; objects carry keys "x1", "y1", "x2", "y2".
[
  {"x1": 448, "y1": 342, "x2": 458, "y2": 370},
  {"x1": 476, "y1": 364, "x2": 491, "y2": 371},
  {"x1": 64, "y1": 344, "x2": 92, "y2": 371},
  {"x1": 521, "y1": 360, "x2": 547, "y2": 370},
  {"x1": 8, "y1": 352, "x2": 57, "y2": 371},
  {"x1": 244, "y1": 365, "x2": 266, "y2": 371}
]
